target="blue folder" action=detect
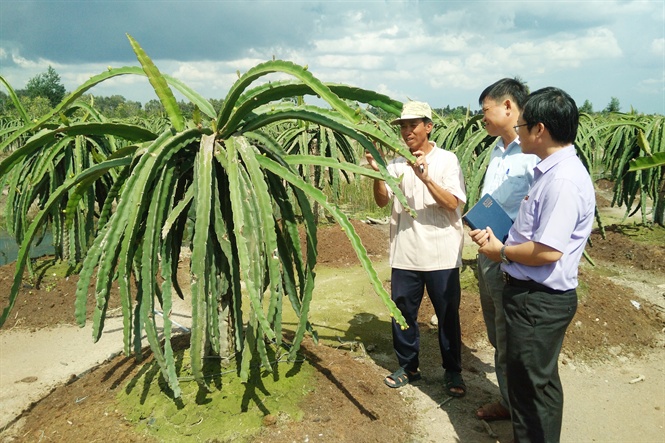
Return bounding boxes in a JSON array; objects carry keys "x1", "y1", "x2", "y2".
[{"x1": 462, "y1": 194, "x2": 513, "y2": 242}]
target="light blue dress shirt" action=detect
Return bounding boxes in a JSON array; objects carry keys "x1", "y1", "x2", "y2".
[{"x1": 481, "y1": 138, "x2": 538, "y2": 220}]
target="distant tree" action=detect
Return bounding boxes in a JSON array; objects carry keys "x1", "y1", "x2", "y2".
[
  {"x1": 604, "y1": 97, "x2": 621, "y2": 113},
  {"x1": 114, "y1": 100, "x2": 142, "y2": 118},
  {"x1": 209, "y1": 98, "x2": 224, "y2": 114},
  {"x1": 579, "y1": 100, "x2": 594, "y2": 114},
  {"x1": 94, "y1": 95, "x2": 128, "y2": 116},
  {"x1": 0, "y1": 91, "x2": 10, "y2": 114},
  {"x1": 0, "y1": 94, "x2": 51, "y2": 122},
  {"x1": 145, "y1": 99, "x2": 165, "y2": 116},
  {"x1": 367, "y1": 105, "x2": 392, "y2": 120},
  {"x1": 22, "y1": 96, "x2": 52, "y2": 120},
  {"x1": 91, "y1": 95, "x2": 144, "y2": 118},
  {"x1": 24, "y1": 66, "x2": 66, "y2": 107},
  {"x1": 177, "y1": 100, "x2": 196, "y2": 118},
  {"x1": 437, "y1": 105, "x2": 468, "y2": 119}
]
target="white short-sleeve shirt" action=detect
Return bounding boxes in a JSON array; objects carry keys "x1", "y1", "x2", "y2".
[{"x1": 385, "y1": 143, "x2": 466, "y2": 271}]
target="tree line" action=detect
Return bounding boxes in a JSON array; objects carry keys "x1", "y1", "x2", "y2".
[{"x1": 0, "y1": 66, "x2": 627, "y2": 121}]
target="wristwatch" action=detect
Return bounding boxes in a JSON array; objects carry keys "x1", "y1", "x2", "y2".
[{"x1": 500, "y1": 245, "x2": 512, "y2": 265}]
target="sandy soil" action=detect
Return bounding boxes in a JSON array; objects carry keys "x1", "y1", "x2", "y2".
[{"x1": 0, "y1": 215, "x2": 664, "y2": 442}]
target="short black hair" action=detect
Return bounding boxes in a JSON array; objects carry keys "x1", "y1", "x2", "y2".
[
  {"x1": 424, "y1": 117, "x2": 433, "y2": 139},
  {"x1": 479, "y1": 78, "x2": 529, "y2": 110},
  {"x1": 522, "y1": 87, "x2": 579, "y2": 144}
]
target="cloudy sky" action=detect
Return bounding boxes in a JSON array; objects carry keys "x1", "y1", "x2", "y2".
[{"x1": 1, "y1": 0, "x2": 663, "y2": 114}]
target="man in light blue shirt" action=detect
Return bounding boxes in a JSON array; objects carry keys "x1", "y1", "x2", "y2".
[
  {"x1": 473, "y1": 78, "x2": 538, "y2": 422},
  {"x1": 472, "y1": 87, "x2": 595, "y2": 443}
]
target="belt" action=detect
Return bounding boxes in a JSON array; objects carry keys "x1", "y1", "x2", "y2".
[{"x1": 503, "y1": 273, "x2": 568, "y2": 295}]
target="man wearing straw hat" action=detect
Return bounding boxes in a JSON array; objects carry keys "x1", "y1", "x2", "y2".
[{"x1": 366, "y1": 101, "x2": 467, "y2": 397}]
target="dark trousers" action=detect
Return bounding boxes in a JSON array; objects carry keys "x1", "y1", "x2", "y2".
[
  {"x1": 390, "y1": 268, "x2": 462, "y2": 373},
  {"x1": 503, "y1": 283, "x2": 577, "y2": 443}
]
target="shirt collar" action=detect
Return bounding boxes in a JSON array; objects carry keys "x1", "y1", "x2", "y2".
[
  {"x1": 535, "y1": 145, "x2": 577, "y2": 175},
  {"x1": 496, "y1": 136, "x2": 521, "y2": 154}
]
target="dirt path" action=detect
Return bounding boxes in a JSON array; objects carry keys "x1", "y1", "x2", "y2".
[
  {"x1": 403, "y1": 346, "x2": 665, "y2": 442},
  {"x1": 1, "y1": 311, "x2": 663, "y2": 442},
  {"x1": 0, "y1": 294, "x2": 194, "y2": 433},
  {"x1": 0, "y1": 321, "x2": 126, "y2": 429}
]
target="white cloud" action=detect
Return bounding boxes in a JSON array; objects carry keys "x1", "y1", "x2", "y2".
[
  {"x1": 0, "y1": 1, "x2": 662, "y2": 113},
  {"x1": 426, "y1": 58, "x2": 481, "y2": 90},
  {"x1": 374, "y1": 83, "x2": 404, "y2": 101},
  {"x1": 637, "y1": 70, "x2": 665, "y2": 95},
  {"x1": 11, "y1": 52, "x2": 51, "y2": 70},
  {"x1": 169, "y1": 60, "x2": 240, "y2": 94},
  {"x1": 507, "y1": 28, "x2": 622, "y2": 68},
  {"x1": 652, "y1": 38, "x2": 665, "y2": 56},
  {"x1": 316, "y1": 54, "x2": 385, "y2": 70},
  {"x1": 381, "y1": 25, "x2": 400, "y2": 38},
  {"x1": 314, "y1": 34, "x2": 403, "y2": 55}
]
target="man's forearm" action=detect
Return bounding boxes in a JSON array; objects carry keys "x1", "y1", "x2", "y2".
[
  {"x1": 503, "y1": 241, "x2": 563, "y2": 266},
  {"x1": 373, "y1": 179, "x2": 390, "y2": 208}
]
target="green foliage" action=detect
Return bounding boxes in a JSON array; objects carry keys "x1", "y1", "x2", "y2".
[
  {"x1": 1, "y1": 34, "x2": 664, "y2": 409},
  {"x1": 579, "y1": 99, "x2": 594, "y2": 114},
  {"x1": 21, "y1": 96, "x2": 52, "y2": 121},
  {"x1": 430, "y1": 113, "x2": 495, "y2": 209},
  {"x1": 579, "y1": 113, "x2": 664, "y2": 225},
  {"x1": 25, "y1": 66, "x2": 67, "y2": 108},
  {"x1": 0, "y1": 36, "x2": 414, "y2": 401},
  {"x1": 0, "y1": 103, "x2": 155, "y2": 278},
  {"x1": 0, "y1": 91, "x2": 8, "y2": 114},
  {"x1": 0, "y1": 116, "x2": 28, "y2": 152},
  {"x1": 320, "y1": 160, "x2": 392, "y2": 220},
  {"x1": 629, "y1": 151, "x2": 665, "y2": 171},
  {"x1": 273, "y1": 118, "x2": 360, "y2": 222},
  {"x1": 90, "y1": 94, "x2": 144, "y2": 118},
  {"x1": 435, "y1": 104, "x2": 472, "y2": 119},
  {"x1": 603, "y1": 96, "x2": 621, "y2": 113}
]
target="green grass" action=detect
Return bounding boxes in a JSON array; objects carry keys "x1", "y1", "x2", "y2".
[
  {"x1": 117, "y1": 340, "x2": 315, "y2": 443},
  {"x1": 116, "y1": 260, "x2": 397, "y2": 443},
  {"x1": 325, "y1": 174, "x2": 391, "y2": 220},
  {"x1": 607, "y1": 223, "x2": 665, "y2": 244}
]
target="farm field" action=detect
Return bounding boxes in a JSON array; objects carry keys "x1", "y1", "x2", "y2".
[
  {"x1": 1, "y1": 43, "x2": 664, "y2": 443},
  {"x1": 0, "y1": 186, "x2": 664, "y2": 443}
]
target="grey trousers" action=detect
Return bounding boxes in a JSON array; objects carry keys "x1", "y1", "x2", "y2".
[
  {"x1": 477, "y1": 254, "x2": 510, "y2": 408},
  {"x1": 503, "y1": 283, "x2": 577, "y2": 443}
]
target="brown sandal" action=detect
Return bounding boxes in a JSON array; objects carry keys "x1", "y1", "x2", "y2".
[{"x1": 476, "y1": 401, "x2": 511, "y2": 421}]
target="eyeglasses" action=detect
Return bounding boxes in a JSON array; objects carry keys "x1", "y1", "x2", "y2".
[{"x1": 513, "y1": 123, "x2": 529, "y2": 132}]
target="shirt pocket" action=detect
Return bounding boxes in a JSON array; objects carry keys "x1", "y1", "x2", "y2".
[
  {"x1": 515, "y1": 193, "x2": 538, "y2": 236},
  {"x1": 496, "y1": 174, "x2": 532, "y2": 217}
]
